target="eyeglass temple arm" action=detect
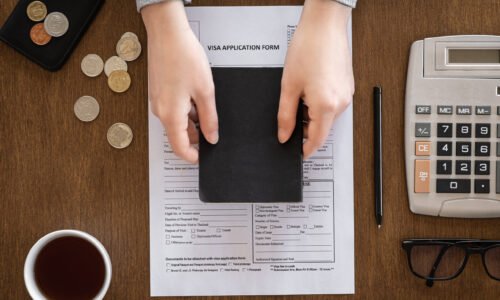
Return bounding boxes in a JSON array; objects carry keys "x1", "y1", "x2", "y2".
[{"x1": 425, "y1": 246, "x2": 449, "y2": 287}]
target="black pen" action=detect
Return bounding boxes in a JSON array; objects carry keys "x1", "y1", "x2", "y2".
[{"x1": 374, "y1": 86, "x2": 383, "y2": 229}]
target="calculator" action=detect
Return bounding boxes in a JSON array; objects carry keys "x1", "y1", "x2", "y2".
[{"x1": 405, "y1": 35, "x2": 500, "y2": 218}]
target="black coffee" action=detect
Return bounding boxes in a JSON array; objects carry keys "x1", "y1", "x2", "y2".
[{"x1": 34, "y1": 236, "x2": 106, "y2": 300}]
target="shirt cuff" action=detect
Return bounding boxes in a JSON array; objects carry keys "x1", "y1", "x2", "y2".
[
  {"x1": 136, "y1": 0, "x2": 191, "y2": 13},
  {"x1": 335, "y1": 0, "x2": 357, "y2": 8}
]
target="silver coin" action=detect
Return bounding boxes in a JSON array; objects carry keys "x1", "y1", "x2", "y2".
[
  {"x1": 116, "y1": 37, "x2": 142, "y2": 62},
  {"x1": 121, "y1": 32, "x2": 139, "y2": 41},
  {"x1": 74, "y1": 96, "x2": 100, "y2": 122},
  {"x1": 104, "y1": 56, "x2": 128, "y2": 77},
  {"x1": 44, "y1": 12, "x2": 69, "y2": 37},
  {"x1": 107, "y1": 123, "x2": 133, "y2": 149},
  {"x1": 81, "y1": 54, "x2": 104, "y2": 77}
]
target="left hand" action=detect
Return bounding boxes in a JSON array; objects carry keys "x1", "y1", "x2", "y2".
[{"x1": 278, "y1": 0, "x2": 354, "y2": 158}]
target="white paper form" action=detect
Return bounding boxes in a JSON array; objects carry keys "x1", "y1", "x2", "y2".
[{"x1": 149, "y1": 6, "x2": 354, "y2": 296}]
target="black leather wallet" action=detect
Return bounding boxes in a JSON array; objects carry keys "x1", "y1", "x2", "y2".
[
  {"x1": 199, "y1": 68, "x2": 303, "y2": 203},
  {"x1": 0, "y1": 0, "x2": 104, "y2": 71}
]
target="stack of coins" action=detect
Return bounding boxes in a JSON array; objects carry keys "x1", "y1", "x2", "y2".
[
  {"x1": 27, "y1": 1, "x2": 69, "y2": 46},
  {"x1": 80, "y1": 32, "x2": 142, "y2": 95},
  {"x1": 76, "y1": 32, "x2": 141, "y2": 149}
]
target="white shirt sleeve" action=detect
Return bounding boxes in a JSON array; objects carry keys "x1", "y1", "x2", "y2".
[
  {"x1": 136, "y1": 0, "x2": 191, "y2": 12},
  {"x1": 136, "y1": 0, "x2": 355, "y2": 13}
]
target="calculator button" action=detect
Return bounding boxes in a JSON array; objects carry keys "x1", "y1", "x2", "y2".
[
  {"x1": 497, "y1": 106, "x2": 500, "y2": 116},
  {"x1": 437, "y1": 123, "x2": 453, "y2": 137},
  {"x1": 457, "y1": 106, "x2": 472, "y2": 115},
  {"x1": 456, "y1": 160, "x2": 471, "y2": 175},
  {"x1": 475, "y1": 106, "x2": 491, "y2": 115},
  {"x1": 456, "y1": 123, "x2": 472, "y2": 138},
  {"x1": 415, "y1": 160, "x2": 430, "y2": 193},
  {"x1": 475, "y1": 124, "x2": 490, "y2": 138},
  {"x1": 437, "y1": 160, "x2": 452, "y2": 175},
  {"x1": 415, "y1": 123, "x2": 431, "y2": 137},
  {"x1": 475, "y1": 142, "x2": 491, "y2": 156},
  {"x1": 437, "y1": 142, "x2": 453, "y2": 156},
  {"x1": 415, "y1": 141, "x2": 431, "y2": 156},
  {"x1": 497, "y1": 142, "x2": 500, "y2": 157},
  {"x1": 496, "y1": 161, "x2": 500, "y2": 194},
  {"x1": 497, "y1": 124, "x2": 500, "y2": 138},
  {"x1": 455, "y1": 142, "x2": 471, "y2": 156},
  {"x1": 416, "y1": 105, "x2": 431, "y2": 114},
  {"x1": 438, "y1": 105, "x2": 453, "y2": 115},
  {"x1": 475, "y1": 161, "x2": 490, "y2": 175},
  {"x1": 436, "y1": 179, "x2": 471, "y2": 193},
  {"x1": 475, "y1": 180, "x2": 490, "y2": 194}
]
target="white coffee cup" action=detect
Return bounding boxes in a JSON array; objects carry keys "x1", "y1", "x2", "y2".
[{"x1": 24, "y1": 230, "x2": 112, "y2": 300}]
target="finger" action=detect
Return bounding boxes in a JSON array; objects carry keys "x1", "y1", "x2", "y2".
[
  {"x1": 277, "y1": 83, "x2": 302, "y2": 143},
  {"x1": 187, "y1": 119, "x2": 199, "y2": 144},
  {"x1": 193, "y1": 86, "x2": 219, "y2": 144},
  {"x1": 303, "y1": 111, "x2": 335, "y2": 159},
  {"x1": 161, "y1": 110, "x2": 199, "y2": 163}
]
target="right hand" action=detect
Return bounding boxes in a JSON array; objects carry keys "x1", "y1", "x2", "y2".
[{"x1": 142, "y1": 0, "x2": 219, "y2": 163}]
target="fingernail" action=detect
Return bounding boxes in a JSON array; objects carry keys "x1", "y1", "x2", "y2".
[
  {"x1": 207, "y1": 131, "x2": 219, "y2": 144},
  {"x1": 278, "y1": 128, "x2": 287, "y2": 143}
]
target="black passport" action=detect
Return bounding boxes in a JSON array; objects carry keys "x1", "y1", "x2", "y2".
[{"x1": 199, "y1": 68, "x2": 303, "y2": 203}]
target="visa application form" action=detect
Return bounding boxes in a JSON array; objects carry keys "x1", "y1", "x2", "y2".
[{"x1": 148, "y1": 6, "x2": 354, "y2": 296}]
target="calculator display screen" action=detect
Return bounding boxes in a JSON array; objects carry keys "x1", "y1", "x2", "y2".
[{"x1": 448, "y1": 49, "x2": 500, "y2": 64}]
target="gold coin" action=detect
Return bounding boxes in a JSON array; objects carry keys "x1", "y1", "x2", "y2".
[
  {"x1": 116, "y1": 37, "x2": 142, "y2": 62},
  {"x1": 27, "y1": 1, "x2": 47, "y2": 22},
  {"x1": 121, "y1": 32, "x2": 139, "y2": 41},
  {"x1": 104, "y1": 56, "x2": 127, "y2": 77},
  {"x1": 81, "y1": 54, "x2": 104, "y2": 77},
  {"x1": 107, "y1": 123, "x2": 133, "y2": 149},
  {"x1": 107, "y1": 70, "x2": 131, "y2": 93},
  {"x1": 74, "y1": 96, "x2": 100, "y2": 122}
]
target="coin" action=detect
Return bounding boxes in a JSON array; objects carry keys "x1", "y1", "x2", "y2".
[
  {"x1": 27, "y1": 1, "x2": 47, "y2": 22},
  {"x1": 44, "y1": 12, "x2": 69, "y2": 37},
  {"x1": 116, "y1": 37, "x2": 142, "y2": 62},
  {"x1": 107, "y1": 123, "x2": 133, "y2": 149},
  {"x1": 30, "y1": 23, "x2": 51, "y2": 46},
  {"x1": 121, "y1": 32, "x2": 139, "y2": 41},
  {"x1": 104, "y1": 56, "x2": 128, "y2": 77},
  {"x1": 108, "y1": 70, "x2": 131, "y2": 93},
  {"x1": 81, "y1": 54, "x2": 104, "y2": 77},
  {"x1": 74, "y1": 96, "x2": 100, "y2": 122}
]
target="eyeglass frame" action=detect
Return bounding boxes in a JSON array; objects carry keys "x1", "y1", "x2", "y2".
[{"x1": 401, "y1": 239, "x2": 500, "y2": 287}]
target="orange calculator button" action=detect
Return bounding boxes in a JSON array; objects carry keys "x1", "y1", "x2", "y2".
[
  {"x1": 415, "y1": 141, "x2": 431, "y2": 156},
  {"x1": 415, "y1": 160, "x2": 431, "y2": 193}
]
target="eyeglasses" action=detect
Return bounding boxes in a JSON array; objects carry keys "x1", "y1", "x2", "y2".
[{"x1": 401, "y1": 239, "x2": 500, "y2": 287}]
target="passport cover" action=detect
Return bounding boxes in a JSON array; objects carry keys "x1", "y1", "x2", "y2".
[
  {"x1": 199, "y1": 68, "x2": 303, "y2": 203},
  {"x1": 0, "y1": 0, "x2": 104, "y2": 71}
]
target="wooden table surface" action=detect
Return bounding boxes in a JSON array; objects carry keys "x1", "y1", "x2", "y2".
[{"x1": 2, "y1": 0, "x2": 500, "y2": 298}]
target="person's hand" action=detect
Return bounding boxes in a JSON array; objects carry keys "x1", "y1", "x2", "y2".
[
  {"x1": 142, "y1": 0, "x2": 218, "y2": 163},
  {"x1": 278, "y1": 0, "x2": 354, "y2": 158}
]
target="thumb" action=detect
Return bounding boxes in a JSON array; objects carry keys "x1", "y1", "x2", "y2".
[{"x1": 277, "y1": 84, "x2": 301, "y2": 143}]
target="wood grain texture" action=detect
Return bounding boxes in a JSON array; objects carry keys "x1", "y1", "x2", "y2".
[{"x1": 1, "y1": 0, "x2": 500, "y2": 299}]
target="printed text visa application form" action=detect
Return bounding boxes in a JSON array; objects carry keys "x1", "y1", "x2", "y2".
[{"x1": 148, "y1": 6, "x2": 354, "y2": 296}]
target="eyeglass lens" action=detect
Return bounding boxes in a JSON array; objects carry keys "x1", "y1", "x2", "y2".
[
  {"x1": 484, "y1": 246, "x2": 500, "y2": 279},
  {"x1": 410, "y1": 245, "x2": 466, "y2": 279}
]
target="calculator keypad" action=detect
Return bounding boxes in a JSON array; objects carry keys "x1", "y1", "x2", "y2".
[{"x1": 413, "y1": 105, "x2": 496, "y2": 195}]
